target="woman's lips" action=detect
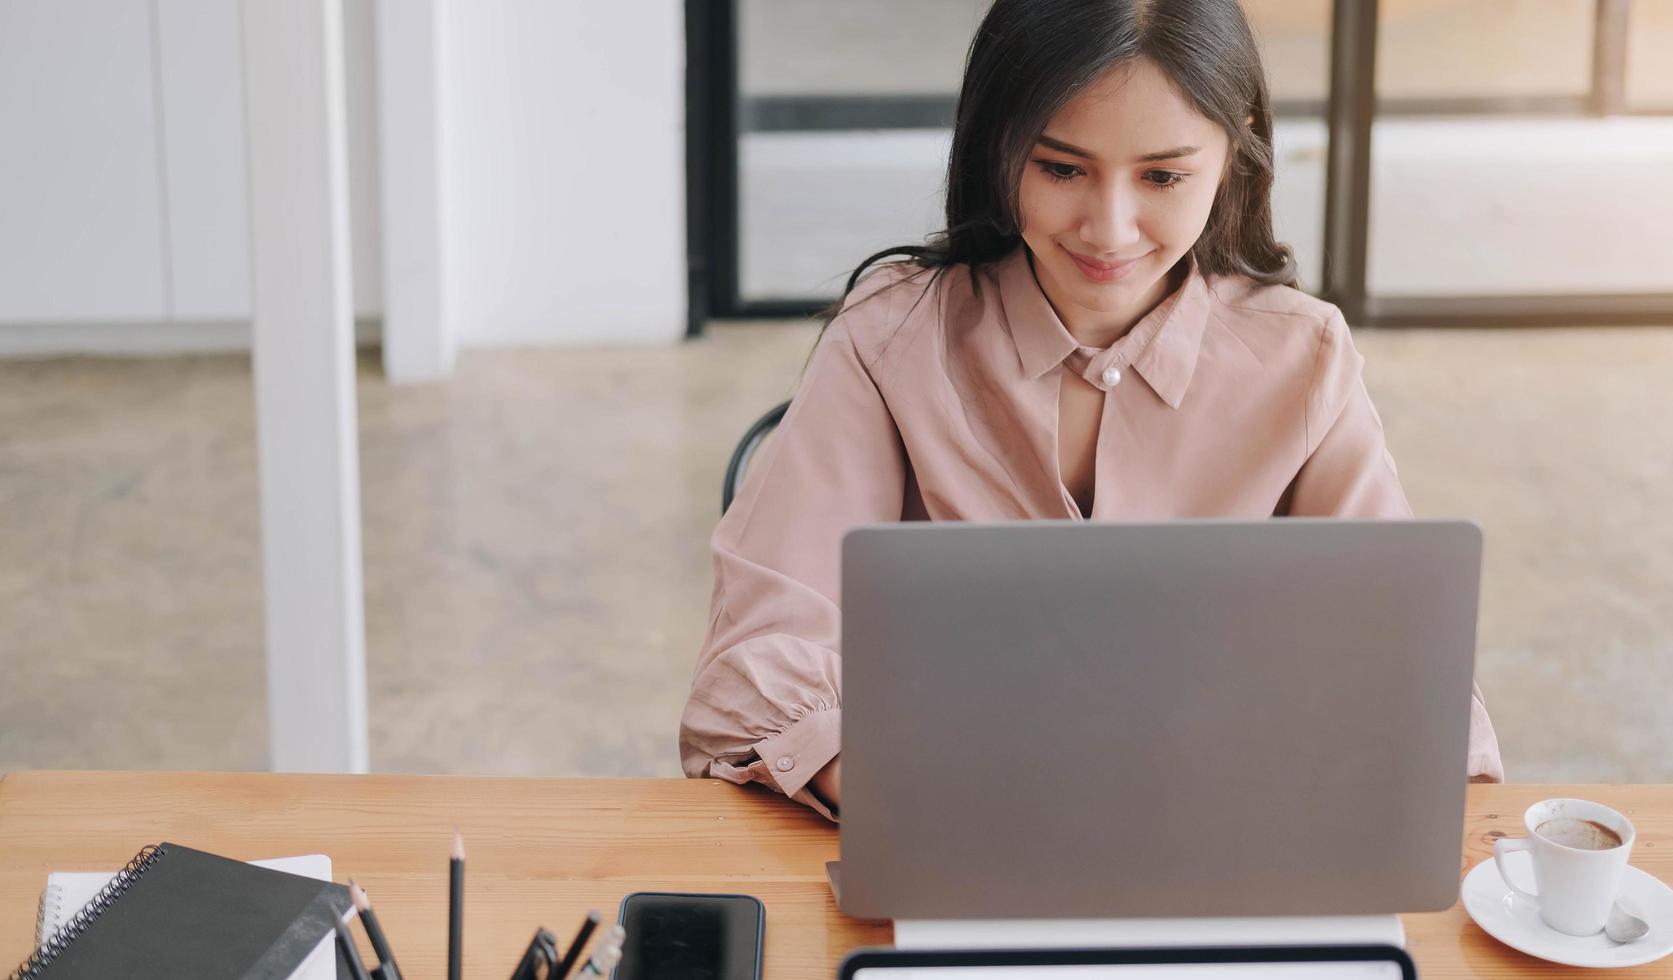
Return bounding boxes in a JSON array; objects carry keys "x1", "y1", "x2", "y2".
[{"x1": 1063, "y1": 244, "x2": 1147, "y2": 283}]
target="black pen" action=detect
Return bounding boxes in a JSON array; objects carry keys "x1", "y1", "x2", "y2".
[
  {"x1": 350, "y1": 880, "x2": 402, "y2": 980},
  {"x1": 335, "y1": 919, "x2": 374, "y2": 980},
  {"x1": 449, "y1": 829, "x2": 465, "y2": 980},
  {"x1": 552, "y1": 910, "x2": 600, "y2": 980}
]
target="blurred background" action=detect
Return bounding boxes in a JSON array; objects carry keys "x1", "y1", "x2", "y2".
[{"x1": 1, "y1": 0, "x2": 1670, "y2": 782}]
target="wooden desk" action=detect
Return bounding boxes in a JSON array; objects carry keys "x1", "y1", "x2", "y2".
[{"x1": 1, "y1": 773, "x2": 1669, "y2": 978}]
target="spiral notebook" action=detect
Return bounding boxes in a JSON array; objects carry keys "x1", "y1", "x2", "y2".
[{"x1": 11, "y1": 843, "x2": 353, "y2": 980}]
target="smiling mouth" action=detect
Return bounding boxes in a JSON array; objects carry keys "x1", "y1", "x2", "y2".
[{"x1": 1063, "y1": 244, "x2": 1149, "y2": 282}]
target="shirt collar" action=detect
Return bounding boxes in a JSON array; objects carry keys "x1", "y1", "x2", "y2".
[{"x1": 996, "y1": 245, "x2": 1212, "y2": 410}]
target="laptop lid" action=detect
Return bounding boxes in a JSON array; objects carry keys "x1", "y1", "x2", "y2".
[
  {"x1": 838, "y1": 944, "x2": 1417, "y2": 980},
  {"x1": 838, "y1": 520, "x2": 1480, "y2": 920}
]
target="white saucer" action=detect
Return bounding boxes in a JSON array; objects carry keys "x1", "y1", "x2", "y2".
[{"x1": 1462, "y1": 850, "x2": 1673, "y2": 968}]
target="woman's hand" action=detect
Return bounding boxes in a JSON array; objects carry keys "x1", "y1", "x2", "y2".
[{"x1": 810, "y1": 754, "x2": 842, "y2": 811}]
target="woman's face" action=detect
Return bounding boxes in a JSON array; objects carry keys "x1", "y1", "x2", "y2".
[{"x1": 1017, "y1": 57, "x2": 1234, "y2": 336}]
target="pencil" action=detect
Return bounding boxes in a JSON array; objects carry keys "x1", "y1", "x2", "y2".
[
  {"x1": 335, "y1": 919, "x2": 374, "y2": 980},
  {"x1": 552, "y1": 910, "x2": 600, "y2": 980},
  {"x1": 448, "y1": 829, "x2": 464, "y2": 980},
  {"x1": 350, "y1": 880, "x2": 402, "y2": 980}
]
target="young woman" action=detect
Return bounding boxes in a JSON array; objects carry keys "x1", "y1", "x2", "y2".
[{"x1": 681, "y1": 0, "x2": 1503, "y2": 821}]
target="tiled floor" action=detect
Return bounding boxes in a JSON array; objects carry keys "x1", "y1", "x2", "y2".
[{"x1": 2, "y1": 322, "x2": 1670, "y2": 783}]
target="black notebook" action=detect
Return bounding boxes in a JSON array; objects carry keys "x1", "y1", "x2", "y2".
[{"x1": 10, "y1": 842, "x2": 353, "y2": 980}]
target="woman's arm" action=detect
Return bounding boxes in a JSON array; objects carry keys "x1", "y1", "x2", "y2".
[
  {"x1": 1289, "y1": 310, "x2": 1506, "y2": 782},
  {"x1": 680, "y1": 281, "x2": 910, "y2": 822},
  {"x1": 1287, "y1": 310, "x2": 1406, "y2": 519}
]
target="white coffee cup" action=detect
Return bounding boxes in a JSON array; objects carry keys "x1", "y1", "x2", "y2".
[{"x1": 1493, "y1": 798, "x2": 1636, "y2": 936}]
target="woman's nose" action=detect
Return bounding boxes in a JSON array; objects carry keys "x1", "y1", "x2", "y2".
[{"x1": 1078, "y1": 183, "x2": 1143, "y2": 253}]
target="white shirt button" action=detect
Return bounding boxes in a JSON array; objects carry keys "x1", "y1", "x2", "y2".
[
  {"x1": 775, "y1": 756, "x2": 795, "y2": 772},
  {"x1": 1102, "y1": 366, "x2": 1122, "y2": 387}
]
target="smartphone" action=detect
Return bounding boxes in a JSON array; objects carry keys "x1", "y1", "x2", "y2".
[{"x1": 612, "y1": 891, "x2": 765, "y2": 980}]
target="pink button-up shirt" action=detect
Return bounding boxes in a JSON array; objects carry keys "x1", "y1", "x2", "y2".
[{"x1": 681, "y1": 245, "x2": 1505, "y2": 821}]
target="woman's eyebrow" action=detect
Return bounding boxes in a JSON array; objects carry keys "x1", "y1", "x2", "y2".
[
  {"x1": 1036, "y1": 134, "x2": 1202, "y2": 163},
  {"x1": 1037, "y1": 135, "x2": 1098, "y2": 159},
  {"x1": 1136, "y1": 145, "x2": 1201, "y2": 162}
]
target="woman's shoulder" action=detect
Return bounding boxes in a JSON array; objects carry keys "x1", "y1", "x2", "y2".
[
  {"x1": 1204, "y1": 274, "x2": 1354, "y2": 361},
  {"x1": 826, "y1": 258, "x2": 968, "y2": 365},
  {"x1": 1208, "y1": 274, "x2": 1343, "y2": 329},
  {"x1": 1203, "y1": 275, "x2": 1369, "y2": 403}
]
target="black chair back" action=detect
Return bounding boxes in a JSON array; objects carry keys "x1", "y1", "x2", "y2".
[{"x1": 722, "y1": 401, "x2": 791, "y2": 514}]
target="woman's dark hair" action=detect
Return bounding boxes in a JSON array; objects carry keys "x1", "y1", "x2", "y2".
[{"x1": 820, "y1": 0, "x2": 1297, "y2": 328}]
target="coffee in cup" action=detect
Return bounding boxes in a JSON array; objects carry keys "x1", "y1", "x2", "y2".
[{"x1": 1535, "y1": 817, "x2": 1624, "y2": 852}]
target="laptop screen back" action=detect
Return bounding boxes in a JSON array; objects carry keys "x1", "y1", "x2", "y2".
[{"x1": 839, "y1": 519, "x2": 1482, "y2": 920}]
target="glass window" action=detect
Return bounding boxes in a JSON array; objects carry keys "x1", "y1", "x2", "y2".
[
  {"x1": 736, "y1": 0, "x2": 978, "y2": 302},
  {"x1": 739, "y1": 129, "x2": 951, "y2": 302},
  {"x1": 1375, "y1": 0, "x2": 1595, "y2": 101},
  {"x1": 1244, "y1": 0, "x2": 1331, "y2": 104},
  {"x1": 1245, "y1": 0, "x2": 1331, "y2": 292},
  {"x1": 737, "y1": 0, "x2": 1333, "y2": 302},
  {"x1": 1368, "y1": 1, "x2": 1673, "y2": 297},
  {"x1": 1626, "y1": 0, "x2": 1673, "y2": 109},
  {"x1": 738, "y1": 0, "x2": 984, "y2": 97}
]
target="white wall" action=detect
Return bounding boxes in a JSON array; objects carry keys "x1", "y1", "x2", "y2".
[
  {"x1": 0, "y1": 1, "x2": 168, "y2": 322},
  {"x1": 156, "y1": 0, "x2": 252, "y2": 320},
  {"x1": 439, "y1": 0, "x2": 686, "y2": 346},
  {"x1": 0, "y1": 0, "x2": 379, "y2": 341},
  {"x1": 0, "y1": 0, "x2": 688, "y2": 352}
]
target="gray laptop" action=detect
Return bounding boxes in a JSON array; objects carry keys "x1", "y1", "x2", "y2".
[{"x1": 835, "y1": 519, "x2": 1482, "y2": 920}]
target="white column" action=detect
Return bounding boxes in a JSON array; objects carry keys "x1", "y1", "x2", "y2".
[
  {"x1": 376, "y1": 0, "x2": 453, "y2": 382},
  {"x1": 241, "y1": 0, "x2": 369, "y2": 772},
  {"x1": 439, "y1": 0, "x2": 686, "y2": 346}
]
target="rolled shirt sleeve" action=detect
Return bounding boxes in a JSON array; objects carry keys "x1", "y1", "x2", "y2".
[
  {"x1": 1290, "y1": 309, "x2": 1506, "y2": 782},
  {"x1": 680, "y1": 271, "x2": 914, "y2": 821}
]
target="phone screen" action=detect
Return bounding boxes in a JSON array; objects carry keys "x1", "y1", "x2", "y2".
[{"x1": 613, "y1": 892, "x2": 764, "y2": 980}]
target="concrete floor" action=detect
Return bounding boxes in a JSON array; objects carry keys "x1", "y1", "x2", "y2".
[{"x1": 1, "y1": 323, "x2": 1671, "y2": 783}]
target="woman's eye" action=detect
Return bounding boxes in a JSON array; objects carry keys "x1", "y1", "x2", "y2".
[
  {"x1": 1145, "y1": 170, "x2": 1187, "y2": 189},
  {"x1": 1038, "y1": 161, "x2": 1081, "y2": 182}
]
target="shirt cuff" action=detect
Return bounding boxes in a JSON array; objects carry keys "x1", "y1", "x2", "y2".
[
  {"x1": 754, "y1": 708, "x2": 842, "y2": 801},
  {"x1": 790, "y1": 784, "x2": 839, "y2": 823}
]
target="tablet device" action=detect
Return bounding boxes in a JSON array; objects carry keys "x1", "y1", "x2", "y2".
[{"x1": 838, "y1": 944, "x2": 1417, "y2": 979}]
